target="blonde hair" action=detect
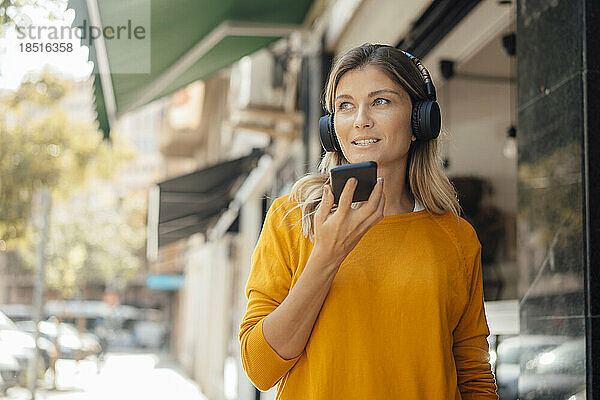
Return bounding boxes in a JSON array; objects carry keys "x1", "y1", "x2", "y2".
[{"x1": 290, "y1": 43, "x2": 461, "y2": 241}]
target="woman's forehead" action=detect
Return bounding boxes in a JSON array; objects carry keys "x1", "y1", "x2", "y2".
[{"x1": 335, "y1": 65, "x2": 409, "y2": 98}]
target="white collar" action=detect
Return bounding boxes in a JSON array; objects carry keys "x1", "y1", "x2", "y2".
[{"x1": 413, "y1": 198, "x2": 425, "y2": 212}]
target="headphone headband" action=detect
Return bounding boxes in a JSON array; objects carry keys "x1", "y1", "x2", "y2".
[{"x1": 398, "y1": 50, "x2": 437, "y2": 101}]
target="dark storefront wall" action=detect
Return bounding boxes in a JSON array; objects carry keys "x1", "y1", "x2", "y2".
[{"x1": 516, "y1": 0, "x2": 598, "y2": 398}]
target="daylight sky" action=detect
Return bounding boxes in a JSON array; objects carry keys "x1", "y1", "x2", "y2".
[{"x1": 0, "y1": 0, "x2": 93, "y2": 91}]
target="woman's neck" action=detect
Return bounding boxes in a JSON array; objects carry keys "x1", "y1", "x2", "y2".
[{"x1": 378, "y1": 164, "x2": 414, "y2": 216}]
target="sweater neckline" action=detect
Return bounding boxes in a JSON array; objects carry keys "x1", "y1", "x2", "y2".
[
  {"x1": 378, "y1": 208, "x2": 430, "y2": 223},
  {"x1": 377, "y1": 197, "x2": 428, "y2": 223}
]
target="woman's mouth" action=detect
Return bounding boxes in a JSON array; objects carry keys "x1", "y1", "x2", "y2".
[{"x1": 352, "y1": 139, "x2": 380, "y2": 147}]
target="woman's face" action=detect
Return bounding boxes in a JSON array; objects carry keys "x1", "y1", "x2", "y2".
[{"x1": 333, "y1": 64, "x2": 415, "y2": 170}]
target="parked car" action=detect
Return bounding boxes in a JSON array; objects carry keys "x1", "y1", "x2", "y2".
[
  {"x1": 132, "y1": 309, "x2": 168, "y2": 349},
  {"x1": 80, "y1": 331, "x2": 102, "y2": 358},
  {"x1": 495, "y1": 334, "x2": 571, "y2": 400},
  {"x1": 0, "y1": 343, "x2": 21, "y2": 394},
  {"x1": 518, "y1": 337, "x2": 585, "y2": 400},
  {"x1": 14, "y1": 320, "x2": 58, "y2": 370},
  {"x1": 19, "y1": 320, "x2": 79, "y2": 360},
  {"x1": 42, "y1": 300, "x2": 140, "y2": 351},
  {"x1": 0, "y1": 311, "x2": 38, "y2": 384},
  {"x1": 39, "y1": 321, "x2": 83, "y2": 360},
  {"x1": 19, "y1": 319, "x2": 101, "y2": 362},
  {"x1": 566, "y1": 388, "x2": 586, "y2": 400},
  {"x1": 0, "y1": 304, "x2": 32, "y2": 323}
]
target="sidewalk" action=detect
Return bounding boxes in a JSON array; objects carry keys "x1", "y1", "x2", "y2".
[{"x1": 0, "y1": 351, "x2": 208, "y2": 400}]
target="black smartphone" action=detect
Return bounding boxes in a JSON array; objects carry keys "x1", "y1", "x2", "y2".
[{"x1": 330, "y1": 161, "x2": 378, "y2": 204}]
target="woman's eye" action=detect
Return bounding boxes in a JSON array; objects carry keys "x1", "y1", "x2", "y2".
[
  {"x1": 338, "y1": 102, "x2": 352, "y2": 110},
  {"x1": 373, "y1": 98, "x2": 389, "y2": 105}
]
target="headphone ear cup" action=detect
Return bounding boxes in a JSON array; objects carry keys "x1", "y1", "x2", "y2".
[
  {"x1": 411, "y1": 100, "x2": 441, "y2": 141},
  {"x1": 319, "y1": 114, "x2": 342, "y2": 152}
]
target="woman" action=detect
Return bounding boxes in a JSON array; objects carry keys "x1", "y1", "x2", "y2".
[{"x1": 239, "y1": 43, "x2": 498, "y2": 399}]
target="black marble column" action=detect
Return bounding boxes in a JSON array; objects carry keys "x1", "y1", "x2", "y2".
[{"x1": 516, "y1": 0, "x2": 599, "y2": 399}]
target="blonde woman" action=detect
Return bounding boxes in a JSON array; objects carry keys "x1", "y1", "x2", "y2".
[{"x1": 239, "y1": 43, "x2": 498, "y2": 399}]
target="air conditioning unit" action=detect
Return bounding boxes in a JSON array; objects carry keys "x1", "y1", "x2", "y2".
[
  {"x1": 229, "y1": 48, "x2": 283, "y2": 110},
  {"x1": 228, "y1": 48, "x2": 303, "y2": 144}
]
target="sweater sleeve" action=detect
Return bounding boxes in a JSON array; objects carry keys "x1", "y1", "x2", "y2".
[
  {"x1": 238, "y1": 197, "x2": 301, "y2": 391},
  {"x1": 453, "y1": 223, "x2": 499, "y2": 400}
]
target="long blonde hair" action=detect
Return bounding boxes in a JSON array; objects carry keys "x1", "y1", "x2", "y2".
[{"x1": 290, "y1": 43, "x2": 461, "y2": 241}]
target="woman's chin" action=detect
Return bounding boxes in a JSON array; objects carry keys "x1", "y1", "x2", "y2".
[{"x1": 347, "y1": 154, "x2": 379, "y2": 164}]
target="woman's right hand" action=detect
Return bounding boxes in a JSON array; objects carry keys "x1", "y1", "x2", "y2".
[
  {"x1": 312, "y1": 177, "x2": 386, "y2": 269},
  {"x1": 257, "y1": 177, "x2": 385, "y2": 363}
]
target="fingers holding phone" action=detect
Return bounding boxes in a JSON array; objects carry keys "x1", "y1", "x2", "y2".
[
  {"x1": 312, "y1": 164, "x2": 385, "y2": 268},
  {"x1": 315, "y1": 177, "x2": 357, "y2": 226},
  {"x1": 336, "y1": 177, "x2": 358, "y2": 216},
  {"x1": 356, "y1": 177, "x2": 385, "y2": 231},
  {"x1": 315, "y1": 184, "x2": 335, "y2": 225}
]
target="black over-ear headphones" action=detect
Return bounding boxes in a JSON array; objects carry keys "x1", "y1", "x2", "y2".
[{"x1": 319, "y1": 49, "x2": 441, "y2": 153}]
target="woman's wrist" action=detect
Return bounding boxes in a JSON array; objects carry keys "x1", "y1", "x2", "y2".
[{"x1": 309, "y1": 244, "x2": 343, "y2": 273}]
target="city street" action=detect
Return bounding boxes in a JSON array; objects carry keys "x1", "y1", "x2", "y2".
[
  {"x1": 1, "y1": 0, "x2": 597, "y2": 398},
  {"x1": 0, "y1": 352, "x2": 208, "y2": 400}
]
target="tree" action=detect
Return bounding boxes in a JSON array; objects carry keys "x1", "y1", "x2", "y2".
[
  {"x1": 27, "y1": 186, "x2": 147, "y2": 298},
  {"x1": 0, "y1": 70, "x2": 116, "y2": 248},
  {"x1": 0, "y1": 0, "x2": 64, "y2": 38},
  {"x1": 1, "y1": 70, "x2": 145, "y2": 298}
]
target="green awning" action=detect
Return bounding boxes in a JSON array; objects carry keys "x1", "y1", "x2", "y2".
[{"x1": 68, "y1": 0, "x2": 314, "y2": 139}]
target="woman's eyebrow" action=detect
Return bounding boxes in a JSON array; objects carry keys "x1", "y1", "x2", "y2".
[
  {"x1": 335, "y1": 89, "x2": 402, "y2": 103},
  {"x1": 334, "y1": 94, "x2": 353, "y2": 102},
  {"x1": 368, "y1": 89, "x2": 402, "y2": 97}
]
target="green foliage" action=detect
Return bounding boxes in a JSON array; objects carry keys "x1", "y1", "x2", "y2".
[
  {"x1": 0, "y1": 0, "x2": 64, "y2": 38},
  {"x1": 0, "y1": 71, "x2": 120, "y2": 246},
  {"x1": 1, "y1": 71, "x2": 145, "y2": 298},
  {"x1": 1, "y1": 2, "x2": 146, "y2": 298},
  {"x1": 42, "y1": 189, "x2": 146, "y2": 298},
  {"x1": 16, "y1": 188, "x2": 148, "y2": 298}
]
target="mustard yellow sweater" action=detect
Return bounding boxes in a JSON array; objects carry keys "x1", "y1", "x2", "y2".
[{"x1": 239, "y1": 195, "x2": 498, "y2": 399}]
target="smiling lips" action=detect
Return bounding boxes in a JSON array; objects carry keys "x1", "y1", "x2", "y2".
[{"x1": 352, "y1": 138, "x2": 380, "y2": 146}]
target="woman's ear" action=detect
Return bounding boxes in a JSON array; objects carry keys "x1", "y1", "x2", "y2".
[{"x1": 411, "y1": 135, "x2": 417, "y2": 142}]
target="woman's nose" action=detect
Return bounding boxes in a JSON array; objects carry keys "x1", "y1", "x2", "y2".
[{"x1": 354, "y1": 106, "x2": 373, "y2": 129}]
